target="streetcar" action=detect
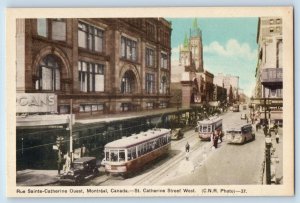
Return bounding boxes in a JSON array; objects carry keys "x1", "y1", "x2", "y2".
[
  {"x1": 103, "y1": 128, "x2": 171, "y2": 177},
  {"x1": 226, "y1": 123, "x2": 255, "y2": 144},
  {"x1": 197, "y1": 116, "x2": 223, "y2": 141}
]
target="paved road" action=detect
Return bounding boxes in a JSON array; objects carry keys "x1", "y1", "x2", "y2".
[
  {"x1": 86, "y1": 108, "x2": 266, "y2": 186},
  {"x1": 164, "y1": 108, "x2": 266, "y2": 185}
]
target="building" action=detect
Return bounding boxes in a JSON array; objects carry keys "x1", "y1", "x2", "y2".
[
  {"x1": 179, "y1": 18, "x2": 204, "y2": 72},
  {"x1": 214, "y1": 73, "x2": 239, "y2": 103},
  {"x1": 16, "y1": 18, "x2": 172, "y2": 170},
  {"x1": 254, "y1": 17, "x2": 283, "y2": 124},
  {"x1": 170, "y1": 18, "x2": 215, "y2": 108},
  {"x1": 17, "y1": 18, "x2": 172, "y2": 118}
]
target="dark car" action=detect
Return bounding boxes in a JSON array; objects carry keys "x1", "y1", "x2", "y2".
[
  {"x1": 60, "y1": 157, "x2": 99, "y2": 185},
  {"x1": 171, "y1": 128, "x2": 184, "y2": 140}
]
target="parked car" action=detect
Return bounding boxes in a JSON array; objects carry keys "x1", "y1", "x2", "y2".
[
  {"x1": 60, "y1": 157, "x2": 99, "y2": 185},
  {"x1": 240, "y1": 113, "x2": 247, "y2": 120},
  {"x1": 171, "y1": 128, "x2": 184, "y2": 140},
  {"x1": 226, "y1": 124, "x2": 255, "y2": 144}
]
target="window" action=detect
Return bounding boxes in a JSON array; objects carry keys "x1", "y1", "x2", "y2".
[
  {"x1": 160, "y1": 76, "x2": 168, "y2": 94},
  {"x1": 36, "y1": 55, "x2": 61, "y2": 91},
  {"x1": 52, "y1": 19, "x2": 66, "y2": 41},
  {"x1": 121, "y1": 71, "x2": 136, "y2": 94},
  {"x1": 80, "y1": 104, "x2": 104, "y2": 112},
  {"x1": 78, "y1": 61, "x2": 104, "y2": 92},
  {"x1": 146, "y1": 48, "x2": 154, "y2": 67},
  {"x1": 159, "y1": 102, "x2": 167, "y2": 109},
  {"x1": 146, "y1": 102, "x2": 154, "y2": 109},
  {"x1": 146, "y1": 22, "x2": 156, "y2": 40},
  {"x1": 121, "y1": 103, "x2": 131, "y2": 112},
  {"x1": 59, "y1": 105, "x2": 70, "y2": 114},
  {"x1": 146, "y1": 73, "x2": 155, "y2": 94},
  {"x1": 78, "y1": 21, "x2": 104, "y2": 52},
  {"x1": 37, "y1": 18, "x2": 66, "y2": 41},
  {"x1": 37, "y1": 19, "x2": 48, "y2": 37},
  {"x1": 160, "y1": 53, "x2": 168, "y2": 69},
  {"x1": 121, "y1": 36, "x2": 137, "y2": 61}
]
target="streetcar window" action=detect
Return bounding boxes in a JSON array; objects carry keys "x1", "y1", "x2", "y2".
[
  {"x1": 127, "y1": 149, "x2": 132, "y2": 161},
  {"x1": 208, "y1": 125, "x2": 212, "y2": 132},
  {"x1": 119, "y1": 150, "x2": 125, "y2": 162},
  {"x1": 105, "y1": 151, "x2": 109, "y2": 161},
  {"x1": 110, "y1": 150, "x2": 118, "y2": 162},
  {"x1": 202, "y1": 126, "x2": 208, "y2": 132},
  {"x1": 132, "y1": 147, "x2": 137, "y2": 159}
]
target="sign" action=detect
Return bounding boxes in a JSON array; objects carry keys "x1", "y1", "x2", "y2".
[
  {"x1": 53, "y1": 145, "x2": 58, "y2": 150},
  {"x1": 16, "y1": 93, "x2": 57, "y2": 113}
]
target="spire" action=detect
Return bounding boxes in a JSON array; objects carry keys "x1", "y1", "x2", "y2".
[
  {"x1": 192, "y1": 18, "x2": 199, "y2": 29},
  {"x1": 183, "y1": 33, "x2": 189, "y2": 48},
  {"x1": 191, "y1": 18, "x2": 201, "y2": 37}
]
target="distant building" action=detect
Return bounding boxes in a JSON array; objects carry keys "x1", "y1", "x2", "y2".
[
  {"x1": 254, "y1": 17, "x2": 283, "y2": 124},
  {"x1": 214, "y1": 73, "x2": 239, "y2": 103},
  {"x1": 170, "y1": 19, "x2": 214, "y2": 108}
]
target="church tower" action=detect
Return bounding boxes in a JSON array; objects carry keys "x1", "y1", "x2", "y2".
[
  {"x1": 179, "y1": 33, "x2": 190, "y2": 66},
  {"x1": 189, "y1": 18, "x2": 204, "y2": 72}
]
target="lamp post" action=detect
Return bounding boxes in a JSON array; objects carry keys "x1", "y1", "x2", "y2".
[{"x1": 263, "y1": 87, "x2": 272, "y2": 184}]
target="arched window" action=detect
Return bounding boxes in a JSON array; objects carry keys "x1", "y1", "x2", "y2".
[
  {"x1": 36, "y1": 55, "x2": 61, "y2": 91},
  {"x1": 160, "y1": 76, "x2": 168, "y2": 94},
  {"x1": 121, "y1": 70, "x2": 136, "y2": 94}
]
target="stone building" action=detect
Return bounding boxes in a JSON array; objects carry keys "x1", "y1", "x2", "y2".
[
  {"x1": 170, "y1": 18, "x2": 214, "y2": 108},
  {"x1": 255, "y1": 17, "x2": 283, "y2": 124},
  {"x1": 16, "y1": 18, "x2": 172, "y2": 118}
]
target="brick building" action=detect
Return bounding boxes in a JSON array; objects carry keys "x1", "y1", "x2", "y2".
[{"x1": 16, "y1": 18, "x2": 172, "y2": 118}]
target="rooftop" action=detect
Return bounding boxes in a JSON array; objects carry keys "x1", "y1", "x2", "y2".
[{"x1": 105, "y1": 128, "x2": 171, "y2": 148}]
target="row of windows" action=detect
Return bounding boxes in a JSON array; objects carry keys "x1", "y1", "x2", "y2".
[
  {"x1": 36, "y1": 19, "x2": 169, "y2": 69},
  {"x1": 105, "y1": 134, "x2": 170, "y2": 162},
  {"x1": 79, "y1": 104, "x2": 104, "y2": 112}
]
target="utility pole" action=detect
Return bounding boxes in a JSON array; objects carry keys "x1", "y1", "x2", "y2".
[{"x1": 69, "y1": 99, "x2": 73, "y2": 163}]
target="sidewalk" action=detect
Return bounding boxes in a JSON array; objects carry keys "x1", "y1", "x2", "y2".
[
  {"x1": 17, "y1": 169, "x2": 59, "y2": 186},
  {"x1": 263, "y1": 127, "x2": 283, "y2": 184}
]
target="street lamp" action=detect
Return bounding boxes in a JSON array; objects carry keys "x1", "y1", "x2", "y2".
[{"x1": 263, "y1": 87, "x2": 272, "y2": 185}]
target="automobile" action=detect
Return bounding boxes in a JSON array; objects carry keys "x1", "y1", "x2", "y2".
[
  {"x1": 240, "y1": 113, "x2": 247, "y2": 120},
  {"x1": 59, "y1": 157, "x2": 99, "y2": 185},
  {"x1": 171, "y1": 128, "x2": 184, "y2": 140},
  {"x1": 226, "y1": 124, "x2": 255, "y2": 144}
]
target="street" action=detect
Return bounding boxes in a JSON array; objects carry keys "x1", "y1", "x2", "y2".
[{"x1": 84, "y1": 107, "x2": 266, "y2": 186}]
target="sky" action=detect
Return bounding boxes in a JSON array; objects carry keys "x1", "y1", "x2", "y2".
[{"x1": 168, "y1": 18, "x2": 259, "y2": 97}]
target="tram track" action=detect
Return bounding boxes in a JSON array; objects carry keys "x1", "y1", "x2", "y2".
[
  {"x1": 132, "y1": 132, "x2": 204, "y2": 185},
  {"x1": 88, "y1": 129, "x2": 201, "y2": 186}
]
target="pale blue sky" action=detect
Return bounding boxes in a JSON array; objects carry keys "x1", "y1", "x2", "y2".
[{"x1": 168, "y1": 18, "x2": 258, "y2": 97}]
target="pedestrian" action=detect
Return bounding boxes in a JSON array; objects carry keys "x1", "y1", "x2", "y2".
[
  {"x1": 213, "y1": 130, "x2": 218, "y2": 149},
  {"x1": 275, "y1": 125, "x2": 279, "y2": 144},
  {"x1": 218, "y1": 131, "x2": 223, "y2": 143},
  {"x1": 185, "y1": 142, "x2": 190, "y2": 152},
  {"x1": 63, "y1": 152, "x2": 71, "y2": 173},
  {"x1": 57, "y1": 149, "x2": 62, "y2": 175}
]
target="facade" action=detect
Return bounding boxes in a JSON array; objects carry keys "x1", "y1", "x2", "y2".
[
  {"x1": 255, "y1": 17, "x2": 283, "y2": 124},
  {"x1": 17, "y1": 18, "x2": 172, "y2": 118},
  {"x1": 170, "y1": 18, "x2": 214, "y2": 108},
  {"x1": 214, "y1": 73, "x2": 239, "y2": 103}
]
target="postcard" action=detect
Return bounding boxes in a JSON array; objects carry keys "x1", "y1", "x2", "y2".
[{"x1": 6, "y1": 7, "x2": 294, "y2": 197}]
